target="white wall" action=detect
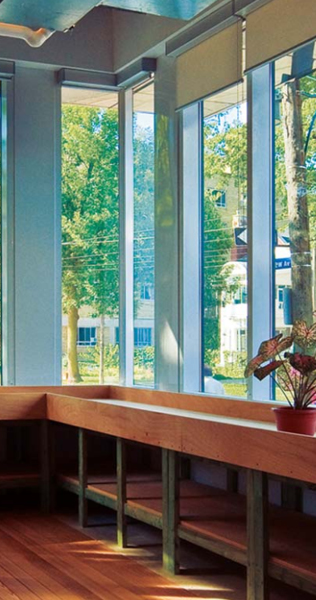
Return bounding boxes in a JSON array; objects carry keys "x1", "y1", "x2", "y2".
[{"x1": 10, "y1": 67, "x2": 61, "y2": 384}]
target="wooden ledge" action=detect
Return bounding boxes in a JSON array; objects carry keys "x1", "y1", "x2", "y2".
[
  {"x1": 0, "y1": 386, "x2": 316, "y2": 484},
  {"x1": 46, "y1": 392, "x2": 316, "y2": 484},
  {"x1": 0, "y1": 393, "x2": 46, "y2": 420}
]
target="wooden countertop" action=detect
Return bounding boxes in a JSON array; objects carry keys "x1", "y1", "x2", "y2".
[
  {"x1": 0, "y1": 385, "x2": 314, "y2": 484},
  {"x1": 46, "y1": 392, "x2": 316, "y2": 485}
]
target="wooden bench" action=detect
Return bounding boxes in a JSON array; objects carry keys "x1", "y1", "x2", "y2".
[{"x1": 1, "y1": 384, "x2": 316, "y2": 600}]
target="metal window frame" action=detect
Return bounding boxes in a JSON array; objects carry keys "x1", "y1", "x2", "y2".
[
  {"x1": 119, "y1": 87, "x2": 134, "y2": 386},
  {"x1": 1, "y1": 78, "x2": 15, "y2": 385},
  {"x1": 247, "y1": 63, "x2": 274, "y2": 401},
  {"x1": 180, "y1": 102, "x2": 203, "y2": 392}
]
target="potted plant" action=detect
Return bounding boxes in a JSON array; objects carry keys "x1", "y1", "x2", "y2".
[{"x1": 245, "y1": 320, "x2": 316, "y2": 435}]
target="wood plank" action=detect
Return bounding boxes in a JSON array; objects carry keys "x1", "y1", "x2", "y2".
[
  {"x1": 108, "y1": 386, "x2": 277, "y2": 423},
  {"x1": 0, "y1": 523, "x2": 111, "y2": 600},
  {"x1": 0, "y1": 463, "x2": 40, "y2": 489},
  {"x1": 125, "y1": 503, "x2": 162, "y2": 528},
  {"x1": 0, "y1": 385, "x2": 109, "y2": 399},
  {"x1": 116, "y1": 438, "x2": 127, "y2": 548},
  {"x1": 0, "y1": 553, "x2": 61, "y2": 600},
  {"x1": 0, "y1": 510, "x2": 313, "y2": 600},
  {"x1": 179, "y1": 482, "x2": 247, "y2": 566},
  {"x1": 270, "y1": 562, "x2": 316, "y2": 597},
  {"x1": 58, "y1": 476, "x2": 81, "y2": 496},
  {"x1": 0, "y1": 394, "x2": 46, "y2": 421},
  {"x1": 247, "y1": 470, "x2": 269, "y2": 600},
  {"x1": 40, "y1": 420, "x2": 52, "y2": 513},
  {"x1": 78, "y1": 428, "x2": 88, "y2": 527},
  {"x1": 58, "y1": 469, "x2": 160, "y2": 486},
  {"x1": 0, "y1": 523, "x2": 88, "y2": 599},
  {"x1": 85, "y1": 486, "x2": 117, "y2": 510},
  {"x1": 0, "y1": 562, "x2": 40, "y2": 600},
  {"x1": 0, "y1": 514, "x2": 202, "y2": 600},
  {"x1": 0, "y1": 578, "x2": 22, "y2": 600},
  {"x1": 57, "y1": 464, "x2": 316, "y2": 596},
  {"x1": 162, "y1": 449, "x2": 179, "y2": 574},
  {"x1": 178, "y1": 525, "x2": 246, "y2": 566}
]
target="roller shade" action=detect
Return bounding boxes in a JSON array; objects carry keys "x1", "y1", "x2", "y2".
[
  {"x1": 246, "y1": 0, "x2": 316, "y2": 71},
  {"x1": 176, "y1": 21, "x2": 243, "y2": 109}
]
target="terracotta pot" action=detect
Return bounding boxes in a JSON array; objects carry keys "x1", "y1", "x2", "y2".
[{"x1": 273, "y1": 407, "x2": 316, "y2": 436}]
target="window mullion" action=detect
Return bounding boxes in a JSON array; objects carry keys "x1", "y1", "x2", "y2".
[{"x1": 247, "y1": 64, "x2": 274, "y2": 401}]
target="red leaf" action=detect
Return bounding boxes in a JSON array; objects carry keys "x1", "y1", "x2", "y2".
[
  {"x1": 254, "y1": 360, "x2": 284, "y2": 381},
  {"x1": 287, "y1": 352, "x2": 316, "y2": 374},
  {"x1": 258, "y1": 334, "x2": 292, "y2": 360}
]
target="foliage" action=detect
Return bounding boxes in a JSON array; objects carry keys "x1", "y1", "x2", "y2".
[
  {"x1": 62, "y1": 105, "x2": 119, "y2": 317},
  {"x1": 134, "y1": 346, "x2": 154, "y2": 370},
  {"x1": 90, "y1": 343, "x2": 119, "y2": 371},
  {"x1": 62, "y1": 103, "x2": 156, "y2": 382},
  {"x1": 203, "y1": 67, "x2": 316, "y2": 386},
  {"x1": 216, "y1": 351, "x2": 247, "y2": 380},
  {"x1": 69, "y1": 345, "x2": 155, "y2": 385},
  {"x1": 204, "y1": 349, "x2": 220, "y2": 372},
  {"x1": 204, "y1": 112, "x2": 247, "y2": 197},
  {"x1": 245, "y1": 320, "x2": 316, "y2": 409},
  {"x1": 203, "y1": 106, "x2": 246, "y2": 355},
  {"x1": 203, "y1": 194, "x2": 233, "y2": 350},
  {"x1": 133, "y1": 120, "x2": 155, "y2": 302}
]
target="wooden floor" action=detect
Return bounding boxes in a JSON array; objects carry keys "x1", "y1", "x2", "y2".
[{"x1": 0, "y1": 508, "x2": 314, "y2": 600}]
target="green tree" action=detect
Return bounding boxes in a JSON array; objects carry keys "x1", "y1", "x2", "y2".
[
  {"x1": 203, "y1": 110, "x2": 246, "y2": 354},
  {"x1": 62, "y1": 105, "x2": 119, "y2": 383},
  {"x1": 203, "y1": 195, "x2": 233, "y2": 351},
  {"x1": 276, "y1": 72, "x2": 316, "y2": 327},
  {"x1": 133, "y1": 122, "x2": 155, "y2": 307}
]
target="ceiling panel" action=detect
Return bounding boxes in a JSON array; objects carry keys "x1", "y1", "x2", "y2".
[
  {"x1": 101, "y1": 0, "x2": 219, "y2": 20},
  {"x1": 62, "y1": 87, "x2": 119, "y2": 109},
  {"x1": 0, "y1": 0, "x2": 219, "y2": 31},
  {"x1": 0, "y1": 0, "x2": 101, "y2": 31}
]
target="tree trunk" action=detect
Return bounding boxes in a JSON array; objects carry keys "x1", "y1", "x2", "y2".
[
  {"x1": 99, "y1": 314, "x2": 105, "y2": 385},
  {"x1": 67, "y1": 305, "x2": 82, "y2": 383},
  {"x1": 282, "y1": 80, "x2": 313, "y2": 325}
]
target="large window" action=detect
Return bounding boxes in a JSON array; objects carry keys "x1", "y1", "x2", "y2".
[
  {"x1": 273, "y1": 42, "x2": 316, "y2": 398},
  {"x1": 61, "y1": 88, "x2": 119, "y2": 385},
  {"x1": 202, "y1": 83, "x2": 247, "y2": 397},
  {"x1": 133, "y1": 81, "x2": 155, "y2": 386},
  {"x1": 274, "y1": 42, "x2": 316, "y2": 328}
]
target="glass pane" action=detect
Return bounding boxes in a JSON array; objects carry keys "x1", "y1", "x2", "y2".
[
  {"x1": 61, "y1": 87, "x2": 119, "y2": 385},
  {"x1": 133, "y1": 81, "x2": 155, "y2": 386},
  {"x1": 203, "y1": 82, "x2": 247, "y2": 397},
  {"x1": 274, "y1": 41, "x2": 316, "y2": 400},
  {"x1": 0, "y1": 81, "x2": 2, "y2": 385}
]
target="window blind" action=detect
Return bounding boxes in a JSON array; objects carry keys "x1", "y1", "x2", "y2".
[
  {"x1": 176, "y1": 21, "x2": 243, "y2": 109},
  {"x1": 246, "y1": 0, "x2": 316, "y2": 71}
]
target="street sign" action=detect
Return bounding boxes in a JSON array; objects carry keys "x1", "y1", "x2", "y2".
[
  {"x1": 234, "y1": 227, "x2": 247, "y2": 246},
  {"x1": 275, "y1": 257, "x2": 291, "y2": 270}
]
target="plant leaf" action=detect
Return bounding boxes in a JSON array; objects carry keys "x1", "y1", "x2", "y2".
[
  {"x1": 286, "y1": 352, "x2": 316, "y2": 374},
  {"x1": 254, "y1": 360, "x2": 284, "y2": 381},
  {"x1": 244, "y1": 355, "x2": 265, "y2": 377},
  {"x1": 257, "y1": 334, "x2": 293, "y2": 360},
  {"x1": 292, "y1": 320, "x2": 316, "y2": 349}
]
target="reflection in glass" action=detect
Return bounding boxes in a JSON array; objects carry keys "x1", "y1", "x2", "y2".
[
  {"x1": 203, "y1": 83, "x2": 247, "y2": 397},
  {"x1": 61, "y1": 87, "x2": 119, "y2": 385},
  {"x1": 133, "y1": 81, "x2": 155, "y2": 386},
  {"x1": 274, "y1": 41, "x2": 316, "y2": 398}
]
